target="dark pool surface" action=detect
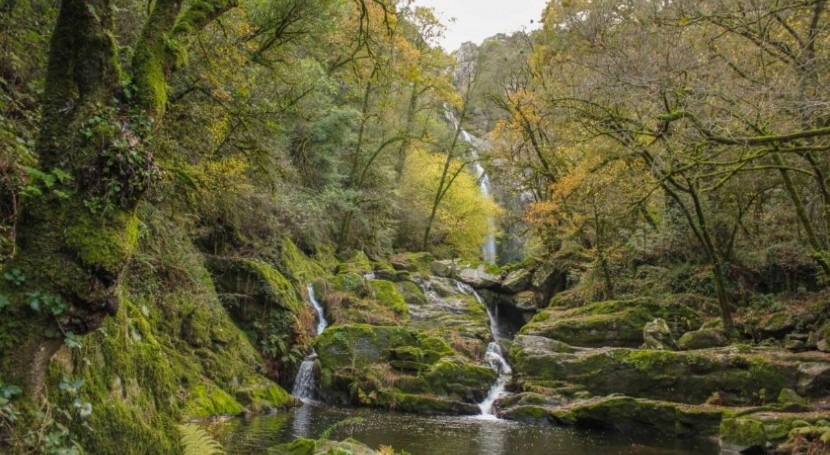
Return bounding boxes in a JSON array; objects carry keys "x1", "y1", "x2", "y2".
[{"x1": 215, "y1": 403, "x2": 719, "y2": 455}]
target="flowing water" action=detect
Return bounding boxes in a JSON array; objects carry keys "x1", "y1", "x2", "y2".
[
  {"x1": 445, "y1": 107, "x2": 497, "y2": 263},
  {"x1": 455, "y1": 281, "x2": 512, "y2": 418},
  {"x1": 218, "y1": 403, "x2": 719, "y2": 455},
  {"x1": 291, "y1": 285, "x2": 329, "y2": 401},
  {"x1": 239, "y1": 280, "x2": 719, "y2": 454}
]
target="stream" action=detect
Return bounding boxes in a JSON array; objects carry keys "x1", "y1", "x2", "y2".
[
  {"x1": 257, "y1": 280, "x2": 721, "y2": 454},
  {"x1": 218, "y1": 403, "x2": 719, "y2": 454}
]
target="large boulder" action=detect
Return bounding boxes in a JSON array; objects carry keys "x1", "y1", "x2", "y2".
[
  {"x1": 678, "y1": 328, "x2": 729, "y2": 350},
  {"x1": 457, "y1": 265, "x2": 501, "y2": 289},
  {"x1": 509, "y1": 335, "x2": 830, "y2": 405},
  {"x1": 520, "y1": 299, "x2": 700, "y2": 348},
  {"x1": 502, "y1": 268, "x2": 533, "y2": 293},
  {"x1": 315, "y1": 324, "x2": 494, "y2": 413}
]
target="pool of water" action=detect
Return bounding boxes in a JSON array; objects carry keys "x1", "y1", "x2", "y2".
[{"x1": 215, "y1": 403, "x2": 719, "y2": 454}]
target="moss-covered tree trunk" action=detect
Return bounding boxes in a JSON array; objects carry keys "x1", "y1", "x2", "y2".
[{"x1": 0, "y1": 0, "x2": 236, "y2": 400}]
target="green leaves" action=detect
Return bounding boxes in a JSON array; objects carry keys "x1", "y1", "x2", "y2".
[
  {"x1": 26, "y1": 291, "x2": 66, "y2": 316},
  {"x1": 3, "y1": 267, "x2": 25, "y2": 286},
  {"x1": 18, "y1": 165, "x2": 72, "y2": 200},
  {"x1": 63, "y1": 332, "x2": 83, "y2": 349}
]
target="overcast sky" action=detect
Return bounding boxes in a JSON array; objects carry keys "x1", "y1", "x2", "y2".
[{"x1": 410, "y1": 0, "x2": 548, "y2": 51}]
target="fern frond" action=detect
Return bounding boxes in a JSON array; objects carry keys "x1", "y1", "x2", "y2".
[{"x1": 178, "y1": 423, "x2": 224, "y2": 455}]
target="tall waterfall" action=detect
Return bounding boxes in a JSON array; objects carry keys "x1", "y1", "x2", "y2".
[
  {"x1": 445, "y1": 108, "x2": 497, "y2": 264},
  {"x1": 291, "y1": 285, "x2": 328, "y2": 402},
  {"x1": 456, "y1": 282, "x2": 512, "y2": 418}
]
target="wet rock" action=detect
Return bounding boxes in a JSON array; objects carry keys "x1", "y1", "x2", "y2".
[
  {"x1": 778, "y1": 388, "x2": 808, "y2": 405},
  {"x1": 457, "y1": 266, "x2": 501, "y2": 289},
  {"x1": 430, "y1": 259, "x2": 458, "y2": 278},
  {"x1": 677, "y1": 328, "x2": 729, "y2": 350},
  {"x1": 521, "y1": 298, "x2": 700, "y2": 348},
  {"x1": 510, "y1": 335, "x2": 830, "y2": 405},
  {"x1": 719, "y1": 418, "x2": 767, "y2": 454},
  {"x1": 512, "y1": 290, "x2": 544, "y2": 311},
  {"x1": 502, "y1": 268, "x2": 533, "y2": 293},
  {"x1": 642, "y1": 318, "x2": 676, "y2": 350},
  {"x1": 389, "y1": 252, "x2": 435, "y2": 272},
  {"x1": 511, "y1": 395, "x2": 725, "y2": 437}
]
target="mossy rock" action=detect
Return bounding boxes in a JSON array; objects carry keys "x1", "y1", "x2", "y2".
[
  {"x1": 39, "y1": 206, "x2": 293, "y2": 454},
  {"x1": 208, "y1": 257, "x2": 304, "y2": 313},
  {"x1": 315, "y1": 324, "x2": 438, "y2": 369},
  {"x1": 547, "y1": 396, "x2": 724, "y2": 437},
  {"x1": 719, "y1": 418, "x2": 767, "y2": 453},
  {"x1": 64, "y1": 209, "x2": 140, "y2": 276},
  {"x1": 509, "y1": 335, "x2": 819, "y2": 405},
  {"x1": 389, "y1": 252, "x2": 436, "y2": 272},
  {"x1": 278, "y1": 237, "x2": 328, "y2": 283},
  {"x1": 328, "y1": 273, "x2": 368, "y2": 294},
  {"x1": 377, "y1": 390, "x2": 480, "y2": 415},
  {"x1": 367, "y1": 279, "x2": 409, "y2": 321},
  {"x1": 235, "y1": 380, "x2": 296, "y2": 412},
  {"x1": 183, "y1": 383, "x2": 245, "y2": 418},
  {"x1": 677, "y1": 328, "x2": 729, "y2": 350},
  {"x1": 521, "y1": 298, "x2": 700, "y2": 348},
  {"x1": 396, "y1": 281, "x2": 427, "y2": 306},
  {"x1": 424, "y1": 357, "x2": 497, "y2": 400},
  {"x1": 335, "y1": 251, "x2": 373, "y2": 275}
]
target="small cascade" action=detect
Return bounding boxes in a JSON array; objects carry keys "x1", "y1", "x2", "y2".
[
  {"x1": 308, "y1": 284, "x2": 328, "y2": 335},
  {"x1": 291, "y1": 285, "x2": 329, "y2": 402},
  {"x1": 455, "y1": 282, "x2": 512, "y2": 418},
  {"x1": 444, "y1": 107, "x2": 497, "y2": 264},
  {"x1": 291, "y1": 357, "x2": 317, "y2": 401}
]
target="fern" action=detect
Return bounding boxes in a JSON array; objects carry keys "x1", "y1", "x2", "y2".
[{"x1": 178, "y1": 424, "x2": 224, "y2": 455}]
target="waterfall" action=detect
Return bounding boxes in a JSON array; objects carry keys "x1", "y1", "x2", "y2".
[
  {"x1": 291, "y1": 285, "x2": 329, "y2": 402},
  {"x1": 308, "y1": 284, "x2": 328, "y2": 335},
  {"x1": 444, "y1": 107, "x2": 497, "y2": 264},
  {"x1": 456, "y1": 282, "x2": 512, "y2": 418}
]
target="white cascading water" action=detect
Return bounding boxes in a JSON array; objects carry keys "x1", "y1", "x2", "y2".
[
  {"x1": 456, "y1": 282, "x2": 512, "y2": 419},
  {"x1": 291, "y1": 284, "x2": 329, "y2": 402},
  {"x1": 444, "y1": 108, "x2": 497, "y2": 264}
]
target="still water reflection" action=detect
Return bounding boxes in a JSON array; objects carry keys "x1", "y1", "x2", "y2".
[{"x1": 218, "y1": 403, "x2": 718, "y2": 455}]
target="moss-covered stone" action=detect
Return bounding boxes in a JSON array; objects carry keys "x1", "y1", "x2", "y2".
[
  {"x1": 389, "y1": 252, "x2": 435, "y2": 272},
  {"x1": 521, "y1": 298, "x2": 700, "y2": 348},
  {"x1": 547, "y1": 396, "x2": 725, "y2": 437},
  {"x1": 278, "y1": 237, "x2": 328, "y2": 283},
  {"x1": 677, "y1": 328, "x2": 729, "y2": 350},
  {"x1": 335, "y1": 251, "x2": 373, "y2": 275},
  {"x1": 509, "y1": 335, "x2": 825, "y2": 405},
  {"x1": 719, "y1": 418, "x2": 767, "y2": 453},
  {"x1": 64, "y1": 209, "x2": 140, "y2": 276},
  {"x1": 315, "y1": 324, "x2": 444, "y2": 369},
  {"x1": 38, "y1": 205, "x2": 293, "y2": 454},
  {"x1": 367, "y1": 280, "x2": 409, "y2": 321}
]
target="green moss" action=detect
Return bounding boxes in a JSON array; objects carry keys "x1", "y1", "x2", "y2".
[
  {"x1": 329, "y1": 273, "x2": 367, "y2": 294},
  {"x1": 64, "y1": 209, "x2": 139, "y2": 275},
  {"x1": 720, "y1": 418, "x2": 767, "y2": 450},
  {"x1": 279, "y1": 237, "x2": 327, "y2": 283},
  {"x1": 521, "y1": 298, "x2": 700, "y2": 348},
  {"x1": 367, "y1": 280, "x2": 408, "y2": 320},
  {"x1": 236, "y1": 381, "x2": 296, "y2": 412},
  {"x1": 389, "y1": 252, "x2": 435, "y2": 272},
  {"x1": 183, "y1": 383, "x2": 244, "y2": 418},
  {"x1": 396, "y1": 281, "x2": 427, "y2": 306},
  {"x1": 336, "y1": 251, "x2": 372, "y2": 275}
]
